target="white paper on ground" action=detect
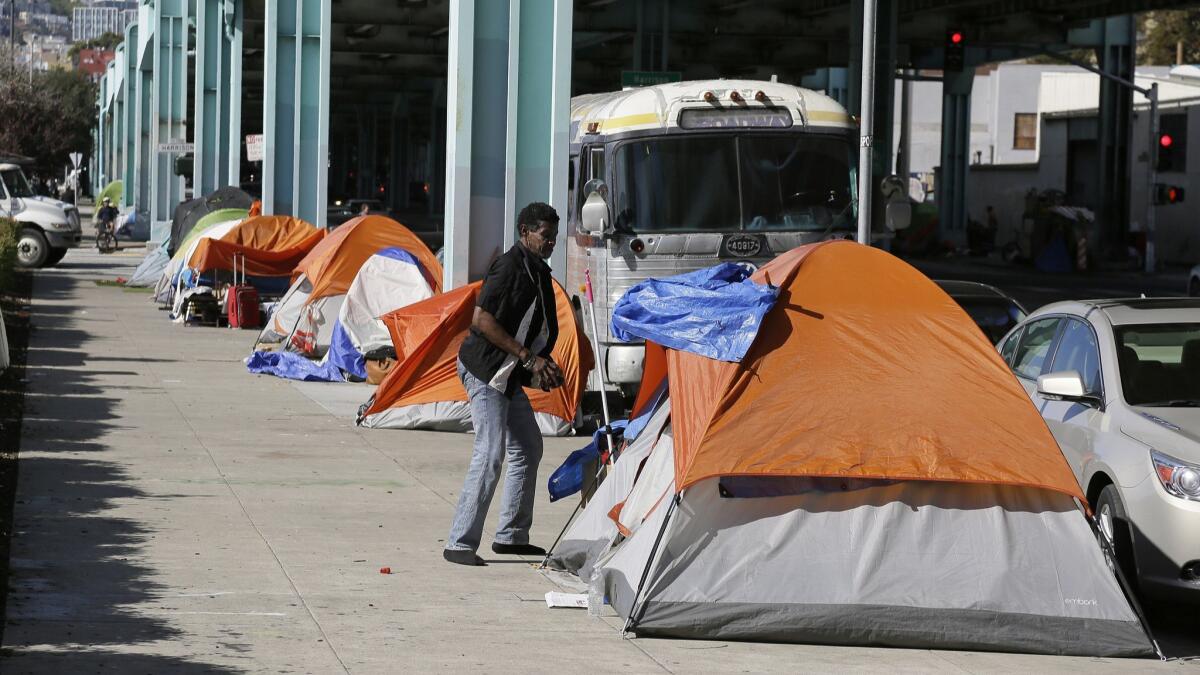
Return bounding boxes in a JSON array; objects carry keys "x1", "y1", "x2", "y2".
[{"x1": 545, "y1": 592, "x2": 588, "y2": 609}]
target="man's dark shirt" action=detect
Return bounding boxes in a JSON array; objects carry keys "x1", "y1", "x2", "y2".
[{"x1": 459, "y1": 242, "x2": 558, "y2": 397}]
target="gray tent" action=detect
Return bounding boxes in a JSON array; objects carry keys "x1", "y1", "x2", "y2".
[
  {"x1": 168, "y1": 186, "x2": 255, "y2": 256},
  {"x1": 547, "y1": 395, "x2": 1154, "y2": 658}
]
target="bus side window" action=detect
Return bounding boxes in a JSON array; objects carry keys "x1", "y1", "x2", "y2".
[
  {"x1": 588, "y1": 146, "x2": 605, "y2": 183},
  {"x1": 567, "y1": 157, "x2": 577, "y2": 221}
]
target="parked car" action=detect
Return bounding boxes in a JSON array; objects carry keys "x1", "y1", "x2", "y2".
[
  {"x1": 935, "y1": 280, "x2": 1027, "y2": 344},
  {"x1": 996, "y1": 298, "x2": 1200, "y2": 602},
  {"x1": 1189, "y1": 264, "x2": 1199, "y2": 296}
]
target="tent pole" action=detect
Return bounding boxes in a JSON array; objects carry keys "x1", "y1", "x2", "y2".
[
  {"x1": 1081, "y1": 503, "x2": 1164, "y2": 659},
  {"x1": 539, "y1": 459, "x2": 608, "y2": 569},
  {"x1": 621, "y1": 491, "x2": 680, "y2": 636}
]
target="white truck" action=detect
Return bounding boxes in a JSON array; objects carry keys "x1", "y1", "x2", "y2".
[{"x1": 0, "y1": 162, "x2": 82, "y2": 268}]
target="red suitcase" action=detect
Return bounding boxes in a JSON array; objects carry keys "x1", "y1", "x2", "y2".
[{"x1": 226, "y1": 254, "x2": 261, "y2": 329}]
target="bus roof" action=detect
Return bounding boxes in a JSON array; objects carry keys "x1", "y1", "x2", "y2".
[{"x1": 570, "y1": 79, "x2": 852, "y2": 144}]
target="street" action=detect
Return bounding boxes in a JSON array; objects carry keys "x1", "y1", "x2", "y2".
[{"x1": 0, "y1": 244, "x2": 1195, "y2": 673}]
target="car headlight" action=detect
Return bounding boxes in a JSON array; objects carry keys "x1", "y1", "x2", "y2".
[{"x1": 1151, "y1": 451, "x2": 1200, "y2": 501}]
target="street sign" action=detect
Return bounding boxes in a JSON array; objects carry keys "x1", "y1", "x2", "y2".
[
  {"x1": 620, "y1": 70, "x2": 682, "y2": 88},
  {"x1": 246, "y1": 134, "x2": 264, "y2": 162},
  {"x1": 68, "y1": 152, "x2": 82, "y2": 168},
  {"x1": 157, "y1": 141, "x2": 194, "y2": 154}
]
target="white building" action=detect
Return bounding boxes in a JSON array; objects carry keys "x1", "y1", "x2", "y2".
[{"x1": 72, "y1": 7, "x2": 125, "y2": 42}]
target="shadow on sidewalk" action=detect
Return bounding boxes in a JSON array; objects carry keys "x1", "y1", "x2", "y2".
[{"x1": 1, "y1": 268, "x2": 243, "y2": 674}]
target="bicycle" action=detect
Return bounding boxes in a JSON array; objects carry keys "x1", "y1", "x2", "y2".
[{"x1": 96, "y1": 218, "x2": 117, "y2": 254}]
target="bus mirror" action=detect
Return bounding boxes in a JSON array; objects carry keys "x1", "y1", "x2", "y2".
[
  {"x1": 885, "y1": 201, "x2": 912, "y2": 231},
  {"x1": 581, "y1": 182, "x2": 610, "y2": 236}
]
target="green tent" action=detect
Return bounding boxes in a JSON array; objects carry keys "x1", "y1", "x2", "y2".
[{"x1": 97, "y1": 180, "x2": 122, "y2": 207}]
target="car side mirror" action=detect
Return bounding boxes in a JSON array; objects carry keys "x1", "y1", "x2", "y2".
[
  {"x1": 580, "y1": 180, "x2": 611, "y2": 237},
  {"x1": 1037, "y1": 370, "x2": 1098, "y2": 404}
]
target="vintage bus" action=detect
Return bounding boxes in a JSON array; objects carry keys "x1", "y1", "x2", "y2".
[{"x1": 565, "y1": 79, "x2": 860, "y2": 398}]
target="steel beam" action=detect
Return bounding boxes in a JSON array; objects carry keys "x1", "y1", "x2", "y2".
[
  {"x1": 1095, "y1": 15, "x2": 1134, "y2": 259},
  {"x1": 224, "y1": 0, "x2": 244, "y2": 187},
  {"x1": 148, "y1": 0, "x2": 190, "y2": 243},
  {"x1": 938, "y1": 69, "x2": 973, "y2": 242},
  {"x1": 195, "y1": 0, "x2": 245, "y2": 197},
  {"x1": 263, "y1": 0, "x2": 331, "y2": 227}
]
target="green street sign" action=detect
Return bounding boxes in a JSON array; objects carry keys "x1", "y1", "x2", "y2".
[{"x1": 621, "y1": 70, "x2": 683, "y2": 88}]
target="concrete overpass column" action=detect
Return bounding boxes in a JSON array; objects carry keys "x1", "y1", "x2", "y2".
[
  {"x1": 195, "y1": 0, "x2": 242, "y2": 195},
  {"x1": 111, "y1": 47, "x2": 126, "y2": 193},
  {"x1": 263, "y1": 0, "x2": 331, "y2": 227},
  {"x1": 1096, "y1": 16, "x2": 1134, "y2": 258},
  {"x1": 133, "y1": 16, "x2": 152, "y2": 221},
  {"x1": 123, "y1": 23, "x2": 140, "y2": 210},
  {"x1": 444, "y1": 0, "x2": 572, "y2": 288},
  {"x1": 148, "y1": 0, "x2": 190, "y2": 244},
  {"x1": 504, "y1": 0, "x2": 573, "y2": 273},
  {"x1": 97, "y1": 74, "x2": 108, "y2": 190},
  {"x1": 939, "y1": 69, "x2": 973, "y2": 242}
]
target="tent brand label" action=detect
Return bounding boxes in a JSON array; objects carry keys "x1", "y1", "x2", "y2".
[
  {"x1": 724, "y1": 234, "x2": 763, "y2": 258},
  {"x1": 1064, "y1": 598, "x2": 1097, "y2": 606}
]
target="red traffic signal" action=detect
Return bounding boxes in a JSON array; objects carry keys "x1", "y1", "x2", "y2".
[
  {"x1": 1154, "y1": 183, "x2": 1186, "y2": 205},
  {"x1": 1160, "y1": 133, "x2": 1174, "y2": 148},
  {"x1": 950, "y1": 31, "x2": 964, "y2": 44}
]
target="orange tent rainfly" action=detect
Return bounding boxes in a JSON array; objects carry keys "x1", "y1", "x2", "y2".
[
  {"x1": 357, "y1": 281, "x2": 593, "y2": 437},
  {"x1": 541, "y1": 240, "x2": 1152, "y2": 657},
  {"x1": 254, "y1": 215, "x2": 443, "y2": 356},
  {"x1": 667, "y1": 241, "x2": 1085, "y2": 501},
  {"x1": 187, "y1": 214, "x2": 325, "y2": 278}
]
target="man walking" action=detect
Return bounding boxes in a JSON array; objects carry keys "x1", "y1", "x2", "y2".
[{"x1": 444, "y1": 202, "x2": 564, "y2": 566}]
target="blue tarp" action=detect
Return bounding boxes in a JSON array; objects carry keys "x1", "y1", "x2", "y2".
[
  {"x1": 324, "y1": 320, "x2": 367, "y2": 380},
  {"x1": 610, "y1": 263, "x2": 779, "y2": 362},
  {"x1": 547, "y1": 421, "x2": 628, "y2": 502},
  {"x1": 245, "y1": 350, "x2": 345, "y2": 382}
]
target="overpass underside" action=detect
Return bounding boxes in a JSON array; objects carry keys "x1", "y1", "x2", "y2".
[{"x1": 94, "y1": 0, "x2": 1198, "y2": 285}]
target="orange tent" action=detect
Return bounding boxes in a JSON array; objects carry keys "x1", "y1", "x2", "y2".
[
  {"x1": 293, "y1": 215, "x2": 443, "y2": 299},
  {"x1": 648, "y1": 240, "x2": 1084, "y2": 501},
  {"x1": 357, "y1": 281, "x2": 593, "y2": 435},
  {"x1": 188, "y1": 214, "x2": 325, "y2": 277}
]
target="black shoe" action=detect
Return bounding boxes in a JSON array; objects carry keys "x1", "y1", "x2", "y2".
[
  {"x1": 490, "y1": 542, "x2": 546, "y2": 556},
  {"x1": 443, "y1": 549, "x2": 486, "y2": 566}
]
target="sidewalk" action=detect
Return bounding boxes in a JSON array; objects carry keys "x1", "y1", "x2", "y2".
[{"x1": 1, "y1": 247, "x2": 1194, "y2": 673}]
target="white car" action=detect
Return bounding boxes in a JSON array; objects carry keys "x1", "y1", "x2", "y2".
[{"x1": 997, "y1": 298, "x2": 1200, "y2": 602}]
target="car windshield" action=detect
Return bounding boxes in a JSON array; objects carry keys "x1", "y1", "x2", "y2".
[
  {"x1": 610, "y1": 133, "x2": 855, "y2": 233},
  {"x1": 1115, "y1": 323, "x2": 1200, "y2": 406},
  {"x1": 0, "y1": 168, "x2": 35, "y2": 198},
  {"x1": 954, "y1": 298, "x2": 1027, "y2": 343}
]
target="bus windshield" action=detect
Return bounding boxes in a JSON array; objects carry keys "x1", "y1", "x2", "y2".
[{"x1": 610, "y1": 133, "x2": 855, "y2": 233}]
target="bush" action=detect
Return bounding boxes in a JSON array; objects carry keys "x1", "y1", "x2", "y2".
[{"x1": 0, "y1": 218, "x2": 18, "y2": 294}]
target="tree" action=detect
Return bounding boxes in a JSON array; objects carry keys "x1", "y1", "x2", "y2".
[
  {"x1": 1139, "y1": 11, "x2": 1200, "y2": 65},
  {"x1": 67, "y1": 32, "x2": 124, "y2": 62},
  {"x1": 0, "y1": 61, "x2": 96, "y2": 175}
]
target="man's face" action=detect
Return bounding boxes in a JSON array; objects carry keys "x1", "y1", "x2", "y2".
[{"x1": 521, "y1": 220, "x2": 558, "y2": 259}]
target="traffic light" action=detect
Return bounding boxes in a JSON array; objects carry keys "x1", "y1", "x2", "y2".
[
  {"x1": 1154, "y1": 183, "x2": 1186, "y2": 205},
  {"x1": 945, "y1": 29, "x2": 965, "y2": 71},
  {"x1": 1157, "y1": 114, "x2": 1187, "y2": 172}
]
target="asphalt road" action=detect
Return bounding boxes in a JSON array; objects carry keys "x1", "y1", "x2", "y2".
[{"x1": 909, "y1": 256, "x2": 1190, "y2": 313}]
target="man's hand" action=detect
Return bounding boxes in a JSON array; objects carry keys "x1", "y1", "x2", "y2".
[{"x1": 530, "y1": 356, "x2": 564, "y2": 391}]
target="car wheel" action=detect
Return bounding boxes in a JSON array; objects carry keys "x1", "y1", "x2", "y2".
[
  {"x1": 1096, "y1": 484, "x2": 1139, "y2": 588},
  {"x1": 16, "y1": 227, "x2": 49, "y2": 269},
  {"x1": 44, "y1": 247, "x2": 68, "y2": 266}
]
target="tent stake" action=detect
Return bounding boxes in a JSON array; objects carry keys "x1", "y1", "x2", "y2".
[{"x1": 622, "y1": 492, "x2": 680, "y2": 637}]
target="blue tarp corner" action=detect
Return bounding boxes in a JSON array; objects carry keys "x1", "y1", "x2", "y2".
[
  {"x1": 246, "y1": 350, "x2": 346, "y2": 382},
  {"x1": 610, "y1": 262, "x2": 779, "y2": 362}
]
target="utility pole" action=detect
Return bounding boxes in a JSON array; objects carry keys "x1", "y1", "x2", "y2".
[
  {"x1": 856, "y1": 0, "x2": 878, "y2": 245},
  {"x1": 1145, "y1": 83, "x2": 1158, "y2": 273}
]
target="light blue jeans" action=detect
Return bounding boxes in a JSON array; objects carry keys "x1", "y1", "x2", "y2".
[{"x1": 446, "y1": 359, "x2": 543, "y2": 552}]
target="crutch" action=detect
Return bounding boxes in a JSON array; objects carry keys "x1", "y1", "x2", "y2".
[{"x1": 583, "y1": 269, "x2": 616, "y2": 464}]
